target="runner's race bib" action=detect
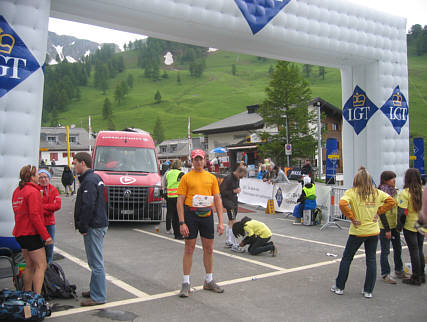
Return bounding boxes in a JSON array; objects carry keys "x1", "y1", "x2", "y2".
[{"x1": 192, "y1": 195, "x2": 213, "y2": 208}]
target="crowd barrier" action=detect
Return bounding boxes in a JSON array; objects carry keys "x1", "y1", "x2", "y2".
[{"x1": 320, "y1": 187, "x2": 349, "y2": 231}]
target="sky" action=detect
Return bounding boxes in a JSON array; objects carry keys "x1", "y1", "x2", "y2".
[{"x1": 48, "y1": 0, "x2": 427, "y2": 49}]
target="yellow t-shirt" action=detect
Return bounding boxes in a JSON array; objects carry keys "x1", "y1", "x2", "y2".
[
  {"x1": 177, "y1": 170, "x2": 220, "y2": 207},
  {"x1": 397, "y1": 188, "x2": 424, "y2": 233},
  {"x1": 340, "y1": 188, "x2": 390, "y2": 236},
  {"x1": 244, "y1": 220, "x2": 272, "y2": 239},
  {"x1": 378, "y1": 204, "x2": 398, "y2": 230}
]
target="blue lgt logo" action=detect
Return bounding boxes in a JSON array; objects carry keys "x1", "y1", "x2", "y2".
[
  {"x1": 0, "y1": 16, "x2": 40, "y2": 98},
  {"x1": 275, "y1": 187, "x2": 283, "y2": 207},
  {"x1": 380, "y1": 86, "x2": 408, "y2": 134},
  {"x1": 234, "y1": 0, "x2": 292, "y2": 35},
  {"x1": 343, "y1": 86, "x2": 378, "y2": 135}
]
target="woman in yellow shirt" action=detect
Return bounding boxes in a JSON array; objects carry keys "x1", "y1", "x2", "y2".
[
  {"x1": 331, "y1": 167, "x2": 395, "y2": 298},
  {"x1": 232, "y1": 216, "x2": 278, "y2": 256},
  {"x1": 396, "y1": 168, "x2": 425, "y2": 285},
  {"x1": 377, "y1": 171, "x2": 405, "y2": 284}
]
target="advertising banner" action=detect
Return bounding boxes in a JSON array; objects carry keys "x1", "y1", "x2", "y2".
[
  {"x1": 272, "y1": 182, "x2": 302, "y2": 213},
  {"x1": 238, "y1": 178, "x2": 273, "y2": 207},
  {"x1": 239, "y1": 178, "x2": 301, "y2": 213},
  {"x1": 413, "y1": 137, "x2": 425, "y2": 176},
  {"x1": 326, "y1": 138, "x2": 338, "y2": 184}
]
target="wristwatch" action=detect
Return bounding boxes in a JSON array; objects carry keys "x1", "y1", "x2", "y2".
[{"x1": 179, "y1": 221, "x2": 185, "y2": 225}]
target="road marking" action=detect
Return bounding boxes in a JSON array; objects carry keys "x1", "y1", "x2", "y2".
[
  {"x1": 272, "y1": 232, "x2": 350, "y2": 250},
  {"x1": 275, "y1": 217, "x2": 294, "y2": 222},
  {"x1": 133, "y1": 229, "x2": 286, "y2": 271},
  {"x1": 50, "y1": 241, "x2": 427, "y2": 319},
  {"x1": 49, "y1": 256, "x2": 340, "y2": 319},
  {"x1": 54, "y1": 247, "x2": 148, "y2": 298}
]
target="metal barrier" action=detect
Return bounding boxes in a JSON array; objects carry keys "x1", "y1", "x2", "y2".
[{"x1": 320, "y1": 187, "x2": 349, "y2": 231}]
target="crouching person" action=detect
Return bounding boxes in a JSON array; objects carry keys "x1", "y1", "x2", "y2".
[
  {"x1": 232, "y1": 216, "x2": 277, "y2": 256},
  {"x1": 292, "y1": 176, "x2": 316, "y2": 225}
]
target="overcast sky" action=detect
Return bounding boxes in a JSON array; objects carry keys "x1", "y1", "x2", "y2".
[{"x1": 48, "y1": 0, "x2": 427, "y2": 49}]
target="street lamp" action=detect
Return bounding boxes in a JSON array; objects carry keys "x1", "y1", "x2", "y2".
[
  {"x1": 284, "y1": 113, "x2": 289, "y2": 168},
  {"x1": 316, "y1": 101, "x2": 323, "y2": 179}
]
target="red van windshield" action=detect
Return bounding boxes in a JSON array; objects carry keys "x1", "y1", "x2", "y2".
[{"x1": 94, "y1": 146, "x2": 158, "y2": 173}]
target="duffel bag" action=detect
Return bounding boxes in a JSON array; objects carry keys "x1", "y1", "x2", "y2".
[{"x1": 0, "y1": 289, "x2": 51, "y2": 321}]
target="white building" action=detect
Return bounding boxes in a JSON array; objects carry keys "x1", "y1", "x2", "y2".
[{"x1": 39, "y1": 127, "x2": 94, "y2": 166}]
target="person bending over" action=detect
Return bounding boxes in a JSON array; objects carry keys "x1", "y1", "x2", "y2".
[{"x1": 232, "y1": 216, "x2": 278, "y2": 256}]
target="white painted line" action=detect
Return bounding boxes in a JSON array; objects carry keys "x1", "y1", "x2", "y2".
[
  {"x1": 275, "y1": 218, "x2": 294, "y2": 222},
  {"x1": 272, "y1": 232, "x2": 354, "y2": 250},
  {"x1": 55, "y1": 247, "x2": 148, "y2": 298},
  {"x1": 49, "y1": 256, "x2": 340, "y2": 319},
  {"x1": 133, "y1": 229, "x2": 286, "y2": 271}
]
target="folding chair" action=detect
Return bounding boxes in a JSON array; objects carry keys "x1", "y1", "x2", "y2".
[{"x1": 0, "y1": 247, "x2": 23, "y2": 290}]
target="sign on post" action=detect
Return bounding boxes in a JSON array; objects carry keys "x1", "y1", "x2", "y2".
[{"x1": 285, "y1": 144, "x2": 292, "y2": 155}]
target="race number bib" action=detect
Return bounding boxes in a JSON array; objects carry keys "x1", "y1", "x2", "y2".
[{"x1": 192, "y1": 195, "x2": 213, "y2": 207}]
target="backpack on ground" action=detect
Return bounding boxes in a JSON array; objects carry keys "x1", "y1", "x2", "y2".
[
  {"x1": 42, "y1": 262, "x2": 77, "y2": 300},
  {"x1": 0, "y1": 289, "x2": 51, "y2": 321}
]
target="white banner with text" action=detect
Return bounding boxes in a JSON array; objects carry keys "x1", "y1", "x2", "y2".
[{"x1": 238, "y1": 178, "x2": 301, "y2": 213}]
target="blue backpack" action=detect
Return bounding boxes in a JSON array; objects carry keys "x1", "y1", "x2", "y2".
[{"x1": 0, "y1": 289, "x2": 51, "y2": 320}]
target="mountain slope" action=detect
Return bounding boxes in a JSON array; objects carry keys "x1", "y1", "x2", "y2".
[{"x1": 52, "y1": 48, "x2": 426, "y2": 145}]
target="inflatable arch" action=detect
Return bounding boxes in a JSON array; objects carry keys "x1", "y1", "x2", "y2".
[{"x1": 0, "y1": 0, "x2": 409, "y2": 246}]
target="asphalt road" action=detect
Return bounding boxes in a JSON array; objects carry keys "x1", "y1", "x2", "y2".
[{"x1": 2, "y1": 193, "x2": 427, "y2": 322}]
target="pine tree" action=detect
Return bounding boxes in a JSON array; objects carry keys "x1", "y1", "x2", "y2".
[
  {"x1": 258, "y1": 61, "x2": 316, "y2": 166},
  {"x1": 303, "y1": 64, "x2": 312, "y2": 78},
  {"x1": 114, "y1": 84, "x2": 123, "y2": 104},
  {"x1": 154, "y1": 90, "x2": 162, "y2": 104},
  {"x1": 102, "y1": 97, "x2": 112, "y2": 120},
  {"x1": 318, "y1": 66, "x2": 326, "y2": 80},
  {"x1": 268, "y1": 65, "x2": 274, "y2": 75},
  {"x1": 232, "y1": 64, "x2": 236, "y2": 76},
  {"x1": 152, "y1": 117, "x2": 165, "y2": 144},
  {"x1": 127, "y1": 74, "x2": 134, "y2": 88},
  {"x1": 107, "y1": 118, "x2": 116, "y2": 130},
  {"x1": 177, "y1": 72, "x2": 181, "y2": 84},
  {"x1": 100, "y1": 79, "x2": 108, "y2": 95}
]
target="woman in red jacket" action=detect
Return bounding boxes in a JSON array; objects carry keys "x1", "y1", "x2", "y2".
[
  {"x1": 38, "y1": 169, "x2": 61, "y2": 264},
  {"x1": 12, "y1": 165, "x2": 53, "y2": 294}
]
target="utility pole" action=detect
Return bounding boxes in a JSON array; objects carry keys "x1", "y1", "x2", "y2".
[
  {"x1": 317, "y1": 101, "x2": 323, "y2": 179},
  {"x1": 285, "y1": 113, "x2": 290, "y2": 168}
]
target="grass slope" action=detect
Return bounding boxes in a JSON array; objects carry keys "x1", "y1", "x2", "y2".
[{"x1": 57, "y1": 48, "x2": 425, "y2": 145}]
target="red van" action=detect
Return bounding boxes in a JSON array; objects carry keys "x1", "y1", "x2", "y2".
[{"x1": 92, "y1": 129, "x2": 162, "y2": 222}]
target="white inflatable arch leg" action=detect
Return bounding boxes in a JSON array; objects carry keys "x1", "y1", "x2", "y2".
[{"x1": 0, "y1": 0, "x2": 50, "y2": 248}]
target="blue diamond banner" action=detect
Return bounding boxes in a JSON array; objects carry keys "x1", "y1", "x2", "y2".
[
  {"x1": 343, "y1": 85, "x2": 378, "y2": 135},
  {"x1": 234, "y1": 0, "x2": 292, "y2": 35},
  {"x1": 0, "y1": 15, "x2": 40, "y2": 98},
  {"x1": 275, "y1": 187, "x2": 283, "y2": 207},
  {"x1": 380, "y1": 86, "x2": 408, "y2": 135}
]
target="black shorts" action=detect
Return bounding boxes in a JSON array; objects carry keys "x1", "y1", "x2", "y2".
[
  {"x1": 226, "y1": 207, "x2": 238, "y2": 221},
  {"x1": 184, "y1": 206, "x2": 215, "y2": 240},
  {"x1": 15, "y1": 235, "x2": 44, "y2": 251}
]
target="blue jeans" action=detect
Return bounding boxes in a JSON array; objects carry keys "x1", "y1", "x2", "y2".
[
  {"x1": 83, "y1": 227, "x2": 108, "y2": 303},
  {"x1": 45, "y1": 225, "x2": 55, "y2": 264},
  {"x1": 379, "y1": 229, "x2": 403, "y2": 276},
  {"x1": 336, "y1": 234, "x2": 378, "y2": 293}
]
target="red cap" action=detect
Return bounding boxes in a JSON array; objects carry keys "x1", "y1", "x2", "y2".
[{"x1": 191, "y1": 149, "x2": 205, "y2": 159}]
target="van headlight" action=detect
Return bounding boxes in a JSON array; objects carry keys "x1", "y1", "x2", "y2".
[{"x1": 153, "y1": 181, "x2": 161, "y2": 198}]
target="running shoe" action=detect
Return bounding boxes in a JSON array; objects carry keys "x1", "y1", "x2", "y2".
[
  {"x1": 203, "y1": 280, "x2": 224, "y2": 293},
  {"x1": 224, "y1": 242, "x2": 233, "y2": 248},
  {"x1": 330, "y1": 285, "x2": 344, "y2": 295},
  {"x1": 179, "y1": 283, "x2": 191, "y2": 297},
  {"x1": 362, "y1": 292, "x2": 373, "y2": 299},
  {"x1": 382, "y1": 275, "x2": 397, "y2": 284},
  {"x1": 272, "y1": 244, "x2": 278, "y2": 257},
  {"x1": 231, "y1": 245, "x2": 245, "y2": 253}
]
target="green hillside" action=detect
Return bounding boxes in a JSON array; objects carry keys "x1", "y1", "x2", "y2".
[{"x1": 54, "y1": 48, "x2": 425, "y2": 142}]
